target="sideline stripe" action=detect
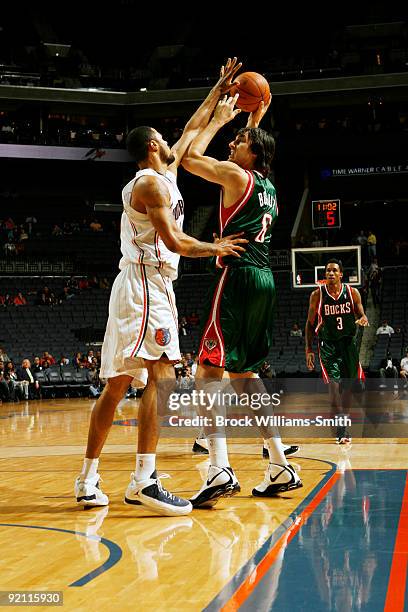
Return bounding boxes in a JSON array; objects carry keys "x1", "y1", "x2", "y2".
[
  {"x1": 221, "y1": 472, "x2": 340, "y2": 611},
  {"x1": 384, "y1": 472, "x2": 408, "y2": 611},
  {"x1": 204, "y1": 458, "x2": 337, "y2": 612},
  {"x1": 0, "y1": 523, "x2": 122, "y2": 586}
]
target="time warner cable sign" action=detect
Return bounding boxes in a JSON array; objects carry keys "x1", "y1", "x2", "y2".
[{"x1": 321, "y1": 163, "x2": 408, "y2": 178}]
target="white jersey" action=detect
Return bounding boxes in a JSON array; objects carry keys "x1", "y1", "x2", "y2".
[{"x1": 119, "y1": 168, "x2": 184, "y2": 280}]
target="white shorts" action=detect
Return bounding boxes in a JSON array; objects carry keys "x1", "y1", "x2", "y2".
[{"x1": 100, "y1": 263, "x2": 180, "y2": 384}]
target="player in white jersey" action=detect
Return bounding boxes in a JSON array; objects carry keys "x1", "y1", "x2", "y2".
[{"x1": 74, "y1": 58, "x2": 247, "y2": 516}]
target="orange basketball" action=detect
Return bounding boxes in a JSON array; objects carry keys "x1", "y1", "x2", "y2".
[{"x1": 230, "y1": 71, "x2": 271, "y2": 113}]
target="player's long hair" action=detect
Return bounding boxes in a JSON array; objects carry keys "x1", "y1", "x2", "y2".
[
  {"x1": 238, "y1": 127, "x2": 275, "y2": 178},
  {"x1": 126, "y1": 126, "x2": 155, "y2": 163}
]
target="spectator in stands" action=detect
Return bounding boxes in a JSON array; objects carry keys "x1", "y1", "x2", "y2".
[
  {"x1": 41, "y1": 351, "x2": 55, "y2": 366},
  {"x1": 179, "y1": 366, "x2": 195, "y2": 393},
  {"x1": 0, "y1": 347, "x2": 10, "y2": 363},
  {"x1": 79, "y1": 277, "x2": 89, "y2": 291},
  {"x1": 376, "y1": 320, "x2": 394, "y2": 336},
  {"x1": 356, "y1": 230, "x2": 368, "y2": 263},
  {"x1": 86, "y1": 350, "x2": 94, "y2": 364},
  {"x1": 72, "y1": 352, "x2": 83, "y2": 368},
  {"x1": 52, "y1": 224, "x2": 63, "y2": 236},
  {"x1": 25, "y1": 216, "x2": 37, "y2": 235},
  {"x1": 58, "y1": 286, "x2": 74, "y2": 302},
  {"x1": 0, "y1": 294, "x2": 12, "y2": 306},
  {"x1": 400, "y1": 348, "x2": 408, "y2": 390},
  {"x1": 4, "y1": 361, "x2": 25, "y2": 401},
  {"x1": 89, "y1": 275, "x2": 99, "y2": 288},
  {"x1": 0, "y1": 362, "x2": 11, "y2": 402},
  {"x1": 32, "y1": 356, "x2": 43, "y2": 373},
  {"x1": 4, "y1": 241, "x2": 16, "y2": 255},
  {"x1": 379, "y1": 351, "x2": 399, "y2": 391},
  {"x1": 187, "y1": 312, "x2": 199, "y2": 326},
  {"x1": 179, "y1": 316, "x2": 190, "y2": 336},
  {"x1": 368, "y1": 259, "x2": 382, "y2": 307},
  {"x1": 16, "y1": 359, "x2": 39, "y2": 399},
  {"x1": 290, "y1": 323, "x2": 302, "y2": 337},
  {"x1": 13, "y1": 291, "x2": 27, "y2": 306},
  {"x1": 99, "y1": 277, "x2": 110, "y2": 290},
  {"x1": 90, "y1": 219, "x2": 103, "y2": 232},
  {"x1": 66, "y1": 276, "x2": 79, "y2": 294},
  {"x1": 367, "y1": 230, "x2": 377, "y2": 261},
  {"x1": 259, "y1": 361, "x2": 276, "y2": 379},
  {"x1": 59, "y1": 355, "x2": 70, "y2": 366}
]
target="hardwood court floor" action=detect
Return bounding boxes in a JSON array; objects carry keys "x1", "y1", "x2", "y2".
[{"x1": 0, "y1": 397, "x2": 407, "y2": 611}]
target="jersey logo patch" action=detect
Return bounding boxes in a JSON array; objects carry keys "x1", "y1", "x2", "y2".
[
  {"x1": 155, "y1": 328, "x2": 171, "y2": 346},
  {"x1": 204, "y1": 339, "x2": 218, "y2": 351}
]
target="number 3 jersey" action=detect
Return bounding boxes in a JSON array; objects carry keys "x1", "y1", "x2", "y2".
[
  {"x1": 315, "y1": 283, "x2": 356, "y2": 341},
  {"x1": 217, "y1": 170, "x2": 278, "y2": 269}
]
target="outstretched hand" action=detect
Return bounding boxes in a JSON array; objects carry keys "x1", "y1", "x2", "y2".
[
  {"x1": 213, "y1": 94, "x2": 242, "y2": 125},
  {"x1": 247, "y1": 93, "x2": 272, "y2": 128},
  {"x1": 216, "y1": 57, "x2": 242, "y2": 95},
  {"x1": 213, "y1": 232, "x2": 248, "y2": 258}
]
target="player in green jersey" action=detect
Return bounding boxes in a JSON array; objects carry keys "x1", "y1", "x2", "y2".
[
  {"x1": 305, "y1": 259, "x2": 369, "y2": 443},
  {"x1": 182, "y1": 93, "x2": 302, "y2": 505}
]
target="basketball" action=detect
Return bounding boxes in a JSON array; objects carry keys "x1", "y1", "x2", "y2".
[{"x1": 230, "y1": 71, "x2": 271, "y2": 113}]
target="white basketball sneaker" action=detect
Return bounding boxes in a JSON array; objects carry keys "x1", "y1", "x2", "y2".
[
  {"x1": 252, "y1": 464, "x2": 302, "y2": 497},
  {"x1": 190, "y1": 466, "x2": 240, "y2": 508},
  {"x1": 75, "y1": 473, "x2": 109, "y2": 507},
  {"x1": 124, "y1": 472, "x2": 192, "y2": 516}
]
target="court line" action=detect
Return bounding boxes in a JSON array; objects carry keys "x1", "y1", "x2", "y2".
[
  {"x1": 204, "y1": 457, "x2": 337, "y2": 612},
  {"x1": 384, "y1": 472, "x2": 408, "y2": 611},
  {"x1": 0, "y1": 523, "x2": 122, "y2": 587}
]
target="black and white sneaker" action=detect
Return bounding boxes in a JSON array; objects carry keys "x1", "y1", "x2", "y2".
[
  {"x1": 190, "y1": 466, "x2": 240, "y2": 508},
  {"x1": 263, "y1": 444, "x2": 299, "y2": 458},
  {"x1": 192, "y1": 439, "x2": 209, "y2": 454},
  {"x1": 124, "y1": 472, "x2": 192, "y2": 516},
  {"x1": 252, "y1": 463, "x2": 302, "y2": 496},
  {"x1": 75, "y1": 474, "x2": 109, "y2": 507},
  {"x1": 336, "y1": 426, "x2": 352, "y2": 445}
]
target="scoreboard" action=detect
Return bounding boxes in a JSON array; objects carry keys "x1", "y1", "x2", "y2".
[{"x1": 312, "y1": 199, "x2": 341, "y2": 229}]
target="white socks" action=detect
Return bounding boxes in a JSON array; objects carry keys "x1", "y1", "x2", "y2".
[
  {"x1": 135, "y1": 453, "x2": 156, "y2": 482},
  {"x1": 264, "y1": 437, "x2": 288, "y2": 465},
  {"x1": 207, "y1": 435, "x2": 230, "y2": 468},
  {"x1": 81, "y1": 458, "x2": 99, "y2": 481}
]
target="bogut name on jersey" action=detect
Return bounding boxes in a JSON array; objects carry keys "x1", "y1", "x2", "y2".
[
  {"x1": 324, "y1": 302, "x2": 352, "y2": 315},
  {"x1": 258, "y1": 192, "x2": 276, "y2": 208}
]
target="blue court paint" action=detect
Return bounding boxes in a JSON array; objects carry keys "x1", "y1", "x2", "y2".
[
  {"x1": 204, "y1": 458, "x2": 337, "y2": 612},
  {"x1": 239, "y1": 470, "x2": 406, "y2": 612},
  {"x1": 0, "y1": 523, "x2": 122, "y2": 587}
]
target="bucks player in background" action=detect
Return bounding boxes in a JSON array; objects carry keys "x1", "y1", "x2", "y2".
[
  {"x1": 305, "y1": 259, "x2": 369, "y2": 443},
  {"x1": 182, "y1": 94, "x2": 302, "y2": 506}
]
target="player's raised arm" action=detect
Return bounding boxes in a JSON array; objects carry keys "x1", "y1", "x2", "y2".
[
  {"x1": 133, "y1": 175, "x2": 247, "y2": 258},
  {"x1": 305, "y1": 289, "x2": 320, "y2": 370},
  {"x1": 351, "y1": 287, "x2": 369, "y2": 326},
  {"x1": 246, "y1": 94, "x2": 272, "y2": 128},
  {"x1": 168, "y1": 58, "x2": 241, "y2": 172},
  {"x1": 181, "y1": 95, "x2": 244, "y2": 186}
]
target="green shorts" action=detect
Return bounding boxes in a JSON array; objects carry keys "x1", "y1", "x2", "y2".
[
  {"x1": 318, "y1": 335, "x2": 364, "y2": 384},
  {"x1": 198, "y1": 266, "x2": 276, "y2": 373}
]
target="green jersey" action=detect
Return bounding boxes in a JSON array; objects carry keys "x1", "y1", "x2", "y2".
[
  {"x1": 217, "y1": 170, "x2": 278, "y2": 269},
  {"x1": 316, "y1": 283, "x2": 356, "y2": 341}
]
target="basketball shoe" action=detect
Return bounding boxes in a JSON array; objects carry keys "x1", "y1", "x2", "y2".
[
  {"x1": 190, "y1": 466, "x2": 240, "y2": 508},
  {"x1": 124, "y1": 472, "x2": 192, "y2": 516},
  {"x1": 75, "y1": 473, "x2": 109, "y2": 507},
  {"x1": 336, "y1": 426, "x2": 352, "y2": 445},
  {"x1": 252, "y1": 464, "x2": 302, "y2": 496},
  {"x1": 192, "y1": 438, "x2": 209, "y2": 454},
  {"x1": 263, "y1": 444, "x2": 299, "y2": 459}
]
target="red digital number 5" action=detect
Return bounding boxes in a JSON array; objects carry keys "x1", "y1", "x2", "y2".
[{"x1": 327, "y1": 211, "x2": 335, "y2": 226}]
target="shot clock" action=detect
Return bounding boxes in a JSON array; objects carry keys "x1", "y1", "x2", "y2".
[{"x1": 312, "y1": 199, "x2": 341, "y2": 229}]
